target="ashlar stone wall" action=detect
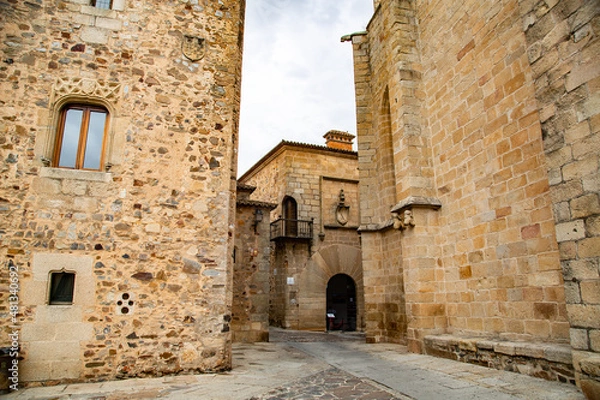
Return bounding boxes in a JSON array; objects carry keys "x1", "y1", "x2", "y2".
[
  {"x1": 348, "y1": 0, "x2": 599, "y2": 393},
  {"x1": 0, "y1": 0, "x2": 244, "y2": 385},
  {"x1": 419, "y1": 0, "x2": 569, "y2": 343},
  {"x1": 517, "y1": 0, "x2": 600, "y2": 396},
  {"x1": 347, "y1": 0, "x2": 571, "y2": 351}
]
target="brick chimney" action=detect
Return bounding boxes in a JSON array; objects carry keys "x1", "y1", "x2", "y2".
[{"x1": 324, "y1": 130, "x2": 355, "y2": 151}]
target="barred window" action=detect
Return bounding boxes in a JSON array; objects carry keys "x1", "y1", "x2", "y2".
[{"x1": 92, "y1": 0, "x2": 112, "y2": 9}]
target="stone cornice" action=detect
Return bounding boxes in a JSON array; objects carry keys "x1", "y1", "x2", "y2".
[{"x1": 390, "y1": 196, "x2": 442, "y2": 213}]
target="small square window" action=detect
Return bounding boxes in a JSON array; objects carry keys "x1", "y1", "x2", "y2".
[
  {"x1": 49, "y1": 272, "x2": 75, "y2": 305},
  {"x1": 92, "y1": 0, "x2": 112, "y2": 9}
]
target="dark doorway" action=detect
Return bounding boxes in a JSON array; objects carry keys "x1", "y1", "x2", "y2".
[
  {"x1": 282, "y1": 196, "x2": 298, "y2": 236},
  {"x1": 326, "y1": 274, "x2": 357, "y2": 331}
]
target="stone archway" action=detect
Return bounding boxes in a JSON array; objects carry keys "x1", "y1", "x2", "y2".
[{"x1": 297, "y1": 244, "x2": 363, "y2": 331}]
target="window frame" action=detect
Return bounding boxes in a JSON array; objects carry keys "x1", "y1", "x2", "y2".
[
  {"x1": 48, "y1": 271, "x2": 76, "y2": 305},
  {"x1": 91, "y1": 0, "x2": 113, "y2": 9},
  {"x1": 53, "y1": 104, "x2": 110, "y2": 171}
]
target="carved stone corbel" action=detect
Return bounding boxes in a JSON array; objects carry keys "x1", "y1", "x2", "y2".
[{"x1": 392, "y1": 209, "x2": 415, "y2": 231}]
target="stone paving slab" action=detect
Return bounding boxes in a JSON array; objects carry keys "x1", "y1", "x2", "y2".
[
  {"x1": 3, "y1": 329, "x2": 586, "y2": 400},
  {"x1": 289, "y1": 339, "x2": 584, "y2": 400}
]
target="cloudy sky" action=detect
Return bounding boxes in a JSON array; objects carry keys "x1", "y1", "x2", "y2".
[{"x1": 237, "y1": 0, "x2": 374, "y2": 176}]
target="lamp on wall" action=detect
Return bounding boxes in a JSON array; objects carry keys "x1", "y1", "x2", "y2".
[{"x1": 253, "y1": 208, "x2": 263, "y2": 233}]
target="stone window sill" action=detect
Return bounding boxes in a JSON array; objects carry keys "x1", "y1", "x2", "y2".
[{"x1": 40, "y1": 167, "x2": 112, "y2": 183}]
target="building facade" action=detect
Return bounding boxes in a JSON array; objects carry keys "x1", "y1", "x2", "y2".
[
  {"x1": 239, "y1": 131, "x2": 364, "y2": 332},
  {"x1": 344, "y1": 0, "x2": 599, "y2": 396},
  {"x1": 0, "y1": 0, "x2": 244, "y2": 385},
  {"x1": 232, "y1": 183, "x2": 276, "y2": 343}
]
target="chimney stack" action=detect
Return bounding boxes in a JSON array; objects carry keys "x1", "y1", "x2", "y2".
[{"x1": 324, "y1": 130, "x2": 355, "y2": 151}]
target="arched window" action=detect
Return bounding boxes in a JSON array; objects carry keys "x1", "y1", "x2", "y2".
[
  {"x1": 282, "y1": 196, "x2": 298, "y2": 236},
  {"x1": 53, "y1": 104, "x2": 109, "y2": 171}
]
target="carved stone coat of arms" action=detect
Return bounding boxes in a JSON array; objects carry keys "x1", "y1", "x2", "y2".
[{"x1": 182, "y1": 35, "x2": 205, "y2": 61}]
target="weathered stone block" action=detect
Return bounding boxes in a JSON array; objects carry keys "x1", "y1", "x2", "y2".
[
  {"x1": 80, "y1": 26, "x2": 109, "y2": 44},
  {"x1": 571, "y1": 328, "x2": 590, "y2": 350},
  {"x1": 567, "y1": 304, "x2": 600, "y2": 329},
  {"x1": 36, "y1": 305, "x2": 83, "y2": 324},
  {"x1": 514, "y1": 342, "x2": 546, "y2": 358},
  {"x1": 61, "y1": 179, "x2": 87, "y2": 196},
  {"x1": 577, "y1": 92, "x2": 600, "y2": 122},
  {"x1": 581, "y1": 281, "x2": 600, "y2": 304},
  {"x1": 565, "y1": 60, "x2": 600, "y2": 92},
  {"x1": 96, "y1": 17, "x2": 122, "y2": 31},
  {"x1": 543, "y1": 344, "x2": 573, "y2": 364},
  {"x1": 580, "y1": 356, "x2": 600, "y2": 377},
  {"x1": 494, "y1": 341, "x2": 517, "y2": 355},
  {"x1": 564, "y1": 281, "x2": 582, "y2": 304},
  {"x1": 566, "y1": 259, "x2": 600, "y2": 281},
  {"x1": 31, "y1": 177, "x2": 61, "y2": 195},
  {"x1": 578, "y1": 237, "x2": 600, "y2": 258},
  {"x1": 28, "y1": 340, "x2": 81, "y2": 361},
  {"x1": 571, "y1": 193, "x2": 600, "y2": 219},
  {"x1": 590, "y1": 330, "x2": 600, "y2": 352},
  {"x1": 555, "y1": 219, "x2": 586, "y2": 242}
]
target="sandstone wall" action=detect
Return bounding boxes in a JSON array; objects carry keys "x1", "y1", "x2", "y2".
[
  {"x1": 0, "y1": 0, "x2": 244, "y2": 384},
  {"x1": 419, "y1": 0, "x2": 569, "y2": 342},
  {"x1": 347, "y1": 0, "x2": 580, "y2": 352},
  {"x1": 346, "y1": 1, "x2": 422, "y2": 346},
  {"x1": 517, "y1": 0, "x2": 600, "y2": 395}
]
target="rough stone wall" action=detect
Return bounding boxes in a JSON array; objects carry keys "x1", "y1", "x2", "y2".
[
  {"x1": 240, "y1": 142, "x2": 362, "y2": 331},
  {"x1": 232, "y1": 202, "x2": 272, "y2": 343},
  {"x1": 516, "y1": 0, "x2": 600, "y2": 395},
  {"x1": 0, "y1": 0, "x2": 244, "y2": 385}
]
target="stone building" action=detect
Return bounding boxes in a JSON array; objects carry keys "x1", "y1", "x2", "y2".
[
  {"x1": 239, "y1": 131, "x2": 363, "y2": 332},
  {"x1": 232, "y1": 182, "x2": 276, "y2": 343},
  {"x1": 0, "y1": 0, "x2": 244, "y2": 385},
  {"x1": 343, "y1": 0, "x2": 599, "y2": 396}
]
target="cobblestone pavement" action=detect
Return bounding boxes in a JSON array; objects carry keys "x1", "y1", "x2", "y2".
[
  {"x1": 4, "y1": 328, "x2": 584, "y2": 400},
  {"x1": 253, "y1": 367, "x2": 404, "y2": 400}
]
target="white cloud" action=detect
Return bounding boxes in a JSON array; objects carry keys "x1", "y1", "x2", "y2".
[{"x1": 238, "y1": 0, "x2": 373, "y2": 176}]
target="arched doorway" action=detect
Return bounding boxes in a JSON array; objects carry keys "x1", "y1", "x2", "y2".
[
  {"x1": 326, "y1": 274, "x2": 357, "y2": 331},
  {"x1": 282, "y1": 196, "x2": 298, "y2": 236}
]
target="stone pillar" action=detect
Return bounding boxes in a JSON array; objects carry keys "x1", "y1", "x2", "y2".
[
  {"x1": 388, "y1": 2, "x2": 435, "y2": 202},
  {"x1": 392, "y1": 198, "x2": 443, "y2": 352}
]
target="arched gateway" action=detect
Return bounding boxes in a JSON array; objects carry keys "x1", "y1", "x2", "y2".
[{"x1": 297, "y1": 244, "x2": 363, "y2": 331}]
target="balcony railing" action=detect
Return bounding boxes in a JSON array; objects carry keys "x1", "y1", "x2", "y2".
[{"x1": 270, "y1": 218, "x2": 313, "y2": 241}]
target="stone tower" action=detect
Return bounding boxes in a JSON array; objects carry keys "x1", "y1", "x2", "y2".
[{"x1": 0, "y1": 0, "x2": 245, "y2": 385}]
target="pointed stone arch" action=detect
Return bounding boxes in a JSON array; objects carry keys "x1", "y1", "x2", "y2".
[{"x1": 297, "y1": 244, "x2": 363, "y2": 331}]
